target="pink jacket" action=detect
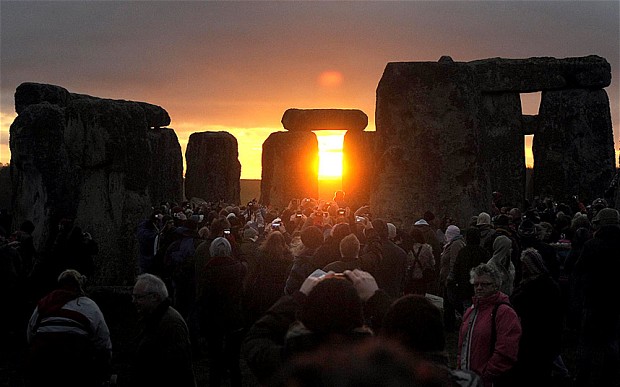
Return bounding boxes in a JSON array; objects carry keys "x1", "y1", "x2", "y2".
[{"x1": 457, "y1": 292, "x2": 521, "y2": 387}]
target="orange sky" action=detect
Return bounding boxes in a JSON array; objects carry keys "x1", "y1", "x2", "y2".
[{"x1": 1, "y1": 1, "x2": 618, "y2": 177}]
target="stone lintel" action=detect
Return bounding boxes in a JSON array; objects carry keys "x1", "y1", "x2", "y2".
[{"x1": 281, "y1": 108, "x2": 368, "y2": 131}]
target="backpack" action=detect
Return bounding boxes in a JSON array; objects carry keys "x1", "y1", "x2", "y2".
[{"x1": 407, "y1": 245, "x2": 436, "y2": 282}]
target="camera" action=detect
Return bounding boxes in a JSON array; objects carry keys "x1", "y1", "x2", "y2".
[
  {"x1": 355, "y1": 216, "x2": 365, "y2": 222},
  {"x1": 337, "y1": 209, "x2": 346, "y2": 216},
  {"x1": 295, "y1": 211, "x2": 303, "y2": 218},
  {"x1": 272, "y1": 222, "x2": 281, "y2": 229},
  {"x1": 224, "y1": 229, "x2": 231, "y2": 235}
]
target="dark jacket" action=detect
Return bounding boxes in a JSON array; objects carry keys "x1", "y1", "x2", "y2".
[
  {"x1": 452, "y1": 244, "x2": 490, "y2": 302},
  {"x1": 200, "y1": 256, "x2": 247, "y2": 331},
  {"x1": 366, "y1": 238, "x2": 408, "y2": 298},
  {"x1": 131, "y1": 300, "x2": 196, "y2": 387}
]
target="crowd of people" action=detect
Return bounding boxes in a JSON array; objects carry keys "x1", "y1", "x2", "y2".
[{"x1": 1, "y1": 189, "x2": 620, "y2": 386}]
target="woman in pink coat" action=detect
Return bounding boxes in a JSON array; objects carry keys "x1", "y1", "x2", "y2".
[{"x1": 457, "y1": 263, "x2": 521, "y2": 387}]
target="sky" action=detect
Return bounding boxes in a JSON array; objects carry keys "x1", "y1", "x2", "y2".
[{"x1": 1, "y1": 0, "x2": 618, "y2": 179}]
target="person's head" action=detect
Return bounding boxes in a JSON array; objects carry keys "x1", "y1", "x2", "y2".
[
  {"x1": 299, "y1": 277, "x2": 363, "y2": 334},
  {"x1": 133, "y1": 273, "x2": 168, "y2": 315},
  {"x1": 19, "y1": 220, "x2": 35, "y2": 234},
  {"x1": 339, "y1": 234, "x2": 360, "y2": 259},
  {"x1": 445, "y1": 225, "x2": 460, "y2": 242},
  {"x1": 210, "y1": 237, "x2": 232, "y2": 258},
  {"x1": 464, "y1": 227, "x2": 481, "y2": 245},
  {"x1": 381, "y1": 295, "x2": 445, "y2": 353},
  {"x1": 476, "y1": 212, "x2": 491, "y2": 226},
  {"x1": 508, "y1": 207, "x2": 522, "y2": 224},
  {"x1": 243, "y1": 226, "x2": 259, "y2": 243},
  {"x1": 209, "y1": 217, "x2": 231, "y2": 238},
  {"x1": 301, "y1": 226, "x2": 324, "y2": 250},
  {"x1": 470, "y1": 263, "x2": 501, "y2": 298},
  {"x1": 518, "y1": 219, "x2": 539, "y2": 239},
  {"x1": 571, "y1": 212, "x2": 591, "y2": 231},
  {"x1": 333, "y1": 190, "x2": 345, "y2": 202},
  {"x1": 592, "y1": 208, "x2": 620, "y2": 229},
  {"x1": 409, "y1": 227, "x2": 426, "y2": 244},
  {"x1": 372, "y1": 218, "x2": 389, "y2": 239},
  {"x1": 57, "y1": 269, "x2": 86, "y2": 295},
  {"x1": 260, "y1": 230, "x2": 288, "y2": 256},
  {"x1": 492, "y1": 235, "x2": 512, "y2": 256},
  {"x1": 330, "y1": 223, "x2": 352, "y2": 242},
  {"x1": 520, "y1": 248, "x2": 549, "y2": 279}
]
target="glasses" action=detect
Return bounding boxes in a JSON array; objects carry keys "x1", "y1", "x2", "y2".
[
  {"x1": 473, "y1": 281, "x2": 495, "y2": 288},
  {"x1": 132, "y1": 292, "x2": 155, "y2": 301}
]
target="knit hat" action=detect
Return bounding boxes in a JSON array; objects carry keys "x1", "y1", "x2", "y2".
[
  {"x1": 209, "y1": 237, "x2": 232, "y2": 257},
  {"x1": 520, "y1": 248, "x2": 548, "y2": 275},
  {"x1": 592, "y1": 208, "x2": 620, "y2": 226},
  {"x1": 387, "y1": 223, "x2": 397, "y2": 240},
  {"x1": 445, "y1": 225, "x2": 461, "y2": 242},
  {"x1": 243, "y1": 227, "x2": 259, "y2": 242},
  {"x1": 476, "y1": 212, "x2": 491, "y2": 226},
  {"x1": 299, "y1": 278, "x2": 363, "y2": 334}
]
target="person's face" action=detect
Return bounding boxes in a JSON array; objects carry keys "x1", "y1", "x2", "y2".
[
  {"x1": 473, "y1": 274, "x2": 498, "y2": 298},
  {"x1": 132, "y1": 282, "x2": 158, "y2": 315}
]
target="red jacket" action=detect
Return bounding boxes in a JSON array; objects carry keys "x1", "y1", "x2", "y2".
[{"x1": 457, "y1": 292, "x2": 521, "y2": 386}]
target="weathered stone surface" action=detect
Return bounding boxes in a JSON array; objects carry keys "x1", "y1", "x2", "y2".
[
  {"x1": 479, "y1": 92, "x2": 525, "y2": 209},
  {"x1": 9, "y1": 83, "x2": 183, "y2": 285},
  {"x1": 374, "y1": 61, "x2": 491, "y2": 228},
  {"x1": 342, "y1": 131, "x2": 377, "y2": 211},
  {"x1": 184, "y1": 131, "x2": 241, "y2": 204},
  {"x1": 281, "y1": 109, "x2": 368, "y2": 131},
  {"x1": 0, "y1": 166, "x2": 12, "y2": 213},
  {"x1": 15, "y1": 82, "x2": 170, "y2": 127},
  {"x1": 15, "y1": 82, "x2": 71, "y2": 114},
  {"x1": 470, "y1": 55, "x2": 611, "y2": 92},
  {"x1": 260, "y1": 131, "x2": 318, "y2": 210},
  {"x1": 533, "y1": 88, "x2": 615, "y2": 204}
]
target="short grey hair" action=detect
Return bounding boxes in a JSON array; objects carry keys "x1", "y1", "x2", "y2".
[
  {"x1": 469, "y1": 263, "x2": 501, "y2": 287},
  {"x1": 136, "y1": 273, "x2": 168, "y2": 300},
  {"x1": 210, "y1": 237, "x2": 232, "y2": 257}
]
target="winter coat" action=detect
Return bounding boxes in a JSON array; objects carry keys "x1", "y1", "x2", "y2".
[
  {"x1": 452, "y1": 245, "x2": 490, "y2": 302},
  {"x1": 457, "y1": 292, "x2": 521, "y2": 387},
  {"x1": 509, "y1": 273, "x2": 562, "y2": 383},
  {"x1": 487, "y1": 236, "x2": 516, "y2": 295},
  {"x1": 131, "y1": 300, "x2": 196, "y2": 387},
  {"x1": 440, "y1": 236, "x2": 466, "y2": 286},
  {"x1": 284, "y1": 248, "x2": 319, "y2": 296},
  {"x1": 367, "y1": 238, "x2": 408, "y2": 298}
]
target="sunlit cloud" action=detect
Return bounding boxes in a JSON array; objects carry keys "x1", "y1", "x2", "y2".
[{"x1": 0, "y1": 111, "x2": 17, "y2": 164}]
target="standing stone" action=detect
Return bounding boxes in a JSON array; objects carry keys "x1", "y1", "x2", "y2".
[
  {"x1": 260, "y1": 131, "x2": 318, "y2": 211},
  {"x1": 533, "y1": 88, "x2": 615, "y2": 204},
  {"x1": 479, "y1": 92, "x2": 526, "y2": 209},
  {"x1": 184, "y1": 131, "x2": 241, "y2": 204},
  {"x1": 9, "y1": 83, "x2": 183, "y2": 285},
  {"x1": 342, "y1": 131, "x2": 377, "y2": 211},
  {"x1": 374, "y1": 61, "x2": 491, "y2": 228}
]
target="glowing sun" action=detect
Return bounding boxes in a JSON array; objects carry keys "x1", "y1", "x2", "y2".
[{"x1": 315, "y1": 131, "x2": 345, "y2": 180}]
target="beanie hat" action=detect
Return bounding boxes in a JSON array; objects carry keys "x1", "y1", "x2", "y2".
[
  {"x1": 520, "y1": 248, "x2": 548, "y2": 275},
  {"x1": 209, "y1": 237, "x2": 232, "y2": 257},
  {"x1": 299, "y1": 278, "x2": 363, "y2": 334},
  {"x1": 445, "y1": 225, "x2": 460, "y2": 242},
  {"x1": 592, "y1": 208, "x2": 619, "y2": 226},
  {"x1": 476, "y1": 212, "x2": 491, "y2": 225},
  {"x1": 243, "y1": 227, "x2": 259, "y2": 242},
  {"x1": 414, "y1": 219, "x2": 428, "y2": 226},
  {"x1": 387, "y1": 223, "x2": 397, "y2": 240}
]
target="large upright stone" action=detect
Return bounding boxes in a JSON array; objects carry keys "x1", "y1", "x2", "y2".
[
  {"x1": 184, "y1": 131, "x2": 241, "y2": 204},
  {"x1": 9, "y1": 83, "x2": 183, "y2": 285},
  {"x1": 342, "y1": 131, "x2": 377, "y2": 211},
  {"x1": 260, "y1": 131, "x2": 318, "y2": 210},
  {"x1": 533, "y1": 88, "x2": 615, "y2": 204},
  {"x1": 282, "y1": 109, "x2": 368, "y2": 131},
  {"x1": 479, "y1": 92, "x2": 526, "y2": 209},
  {"x1": 374, "y1": 61, "x2": 491, "y2": 228}
]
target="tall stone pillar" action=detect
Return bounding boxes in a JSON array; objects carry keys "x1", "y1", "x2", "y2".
[
  {"x1": 533, "y1": 88, "x2": 615, "y2": 204},
  {"x1": 342, "y1": 130, "x2": 377, "y2": 211},
  {"x1": 260, "y1": 131, "x2": 318, "y2": 211},
  {"x1": 374, "y1": 61, "x2": 491, "y2": 228},
  {"x1": 479, "y1": 92, "x2": 526, "y2": 209},
  {"x1": 184, "y1": 131, "x2": 241, "y2": 204}
]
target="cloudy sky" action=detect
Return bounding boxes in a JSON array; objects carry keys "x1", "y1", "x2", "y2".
[{"x1": 1, "y1": 0, "x2": 618, "y2": 179}]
